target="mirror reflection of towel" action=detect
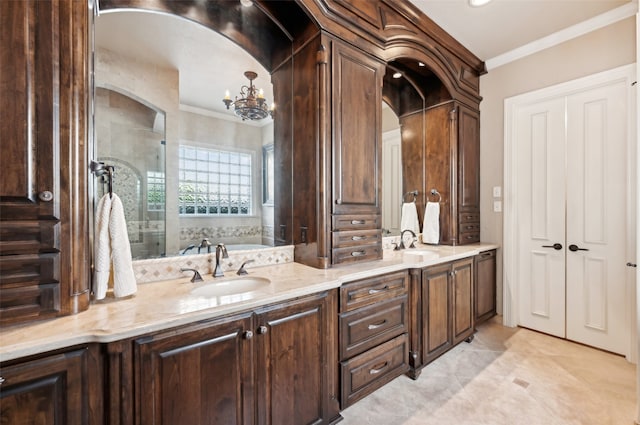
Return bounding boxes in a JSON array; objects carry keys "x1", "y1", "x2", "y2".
[
  {"x1": 400, "y1": 202, "x2": 420, "y2": 234},
  {"x1": 94, "y1": 193, "x2": 137, "y2": 300},
  {"x1": 422, "y1": 202, "x2": 440, "y2": 245}
]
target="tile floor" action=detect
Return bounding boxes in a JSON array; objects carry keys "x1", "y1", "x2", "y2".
[{"x1": 340, "y1": 317, "x2": 637, "y2": 425}]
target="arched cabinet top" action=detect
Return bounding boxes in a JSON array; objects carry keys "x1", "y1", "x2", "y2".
[{"x1": 296, "y1": 0, "x2": 484, "y2": 106}]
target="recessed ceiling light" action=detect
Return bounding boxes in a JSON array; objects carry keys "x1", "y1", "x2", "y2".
[
  {"x1": 240, "y1": 0, "x2": 253, "y2": 7},
  {"x1": 469, "y1": 0, "x2": 492, "y2": 6},
  {"x1": 393, "y1": 72, "x2": 402, "y2": 79},
  {"x1": 418, "y1": 62, "x2": 425, "y2": 67}
]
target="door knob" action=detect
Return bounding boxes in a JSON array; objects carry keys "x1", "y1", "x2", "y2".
[
  {"x1": 542, "y1": 243, "x2": 563, "y2": 250},
  {"x1": 568, "y1": 244, "x2": 589, "y2": 252}
]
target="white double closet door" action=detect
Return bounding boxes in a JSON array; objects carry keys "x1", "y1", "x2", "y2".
[{"x1": 514, "y1": 67, "x2": 633, "y2": 355}]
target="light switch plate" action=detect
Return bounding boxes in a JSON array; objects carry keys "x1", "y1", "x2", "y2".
[
  {"x1": 493, "y1": 200, "x2": 502, "y2": 212},
  {"x1": 493, "y1": 186, "x2": 502, "y2": 198}
]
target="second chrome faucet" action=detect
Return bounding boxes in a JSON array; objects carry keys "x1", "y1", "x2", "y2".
[{"x1": 213, "y1": 243, "x2": 229, "y2": 277}]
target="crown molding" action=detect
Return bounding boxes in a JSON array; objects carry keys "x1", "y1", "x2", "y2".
[{"x1": 486, "y1": 2, "x2": 638, "y2": 71}]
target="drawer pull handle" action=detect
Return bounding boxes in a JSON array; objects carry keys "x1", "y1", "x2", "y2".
[
  {"x1": 351, "y1": 219, "x2": 365, "y2": 225},
  {"x1": 367, "y1": 319, "x2": 387, "y2": 330},
  {"x1": 368, "y1": 285, "x2": 389, "y2": 295},
  {"x1": 351, "y1": 250, "x2": 366, "y2": 257},
  {"x1": 466, "y1": 215, "x2": 473, "y2": 219},
  {"x1": 369, "y1": 362, "x2": 389, "y2": 375},
  {"x1": 351, "y1": 235, "x2": 366, "y2": 241}
]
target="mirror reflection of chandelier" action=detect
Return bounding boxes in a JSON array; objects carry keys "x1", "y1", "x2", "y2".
[{"x1": 222, "y1": 71, "x2": 274, "y2": 121}]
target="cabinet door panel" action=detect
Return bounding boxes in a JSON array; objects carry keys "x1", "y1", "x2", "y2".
[
  {"x1": 452, "y1": 258, "x2": 474, "y2": 344},
  {"x1": 458, "y1": 106, "x2": 480, "y2": 210},
  {"x1": 475, "y1": 250, "x2": 497, "y2": 324},
  {"x1": 0, "y1": 348, "x2": 88, "y2": 425},
  {"x1": 256, "y1": 291, "x2": 337, "y2": 425},
  {"x1": 331, "y1": 40, "x2": 383, "y2": 215},
  {"x1": 135, "y1": 314, "x2": 254, "y2": 425},
  {"x1": 422, "y1": 264, "x2": 452, "y2": 363}
]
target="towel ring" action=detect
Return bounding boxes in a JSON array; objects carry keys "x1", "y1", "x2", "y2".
[
  {"x1": 403, "y1": 190, "x2": 418, "y2": 203},
  {"x1": 429, "y1": 189, "x2": 442, "y2": 203}
]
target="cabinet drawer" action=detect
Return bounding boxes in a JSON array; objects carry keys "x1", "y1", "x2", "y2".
[
  {"x1": 340, "y1": 334, "x2": 409, "y2": 408},
  {"x1": 332, "y1": 229, "x2": 381, "y2": 248},
  {"x1": 459, "y1": 231, "x2": 480, "y2": 244},
  {"x1": 459, "y1": 212, "x2": 479, "y2": 223},
  {"x1": 332, "y1": 214, "x2": 380, "y2": 231},
  {"x1": 459, "y1": 222, "x2": 480, "y2": 233},
  {"x1": 332, "y1": 244, "x2": 382, "y2": 265},
  {"x1": 340, "y1": 271, "x2": 408, "y2": 312},
  {"x1": 340, "y1": 296, "x2": 408, "y2": 359}
]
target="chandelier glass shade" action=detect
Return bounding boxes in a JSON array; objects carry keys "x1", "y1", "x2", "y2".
[{"x1": 222, "y1": 71, "x2": 273, "y2": 121}]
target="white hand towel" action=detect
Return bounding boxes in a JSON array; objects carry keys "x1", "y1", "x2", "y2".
[
  {"x1": 109, "y1": 194, "x2": 137, "y2": 298},
  {"x1": 93, "y1": 193, "x2": 137, "y2": 300},
  {"x1": 94, "y1": 194, "x2": 112, "y2": 300},
  {"x1": 422, "y1": 201, "x2": 440, "y2": 245},
  {"x1": 400, "y1": 202, "x2": 420, "y2": 234}
]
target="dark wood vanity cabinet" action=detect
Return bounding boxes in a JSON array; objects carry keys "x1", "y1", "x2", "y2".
[
  {"x1": 424, "y1": 102, "x2": 480, "y2": 245},
  {"x1": 0, "y1": 0, "x2": 90, "y2": 325},
  {"x1": 132, "y1": 290, "x2": 340, "y2": 425},
  {"x1": 475, "y1": 249, "x2": 497, "y2": 325},
  {"x1": 338, "y1": 271, "x2": 410, "y2": 408},
  {"x1": 408, "y1": 257, "x2": 474, "y2": 377},
  {"x1": 0, "y1": 346, "x2": 101, "y2": 425}
]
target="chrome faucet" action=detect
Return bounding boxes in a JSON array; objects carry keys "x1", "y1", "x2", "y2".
[
  {"x1": 181, "y1": 244, "x2": 196, "y2": 255},
  {"x1": 213, "y1": 243, "x2": 229, "y2": 277},
  {"x1": 396, "y1": 229, "x2": 417, "y2": 250},
  {"x1": 198, "y1": 238, "x2": 212, "y2": 254}
]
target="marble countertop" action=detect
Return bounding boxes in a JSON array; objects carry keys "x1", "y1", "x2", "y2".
[{"x1": 0, "y1": 243, "x2": 498, "y2": 362}]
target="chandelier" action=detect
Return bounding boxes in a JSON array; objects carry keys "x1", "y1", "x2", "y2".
[{"x1": 222, "y1": 71, "x2": 273, "y2": 121}]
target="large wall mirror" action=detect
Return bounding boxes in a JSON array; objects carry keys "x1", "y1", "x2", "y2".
[
  {"x1": 93, "y1": 0, "x2": 454, "y2": 259},
  {"x1": 95, "y1": 6, "x2": 285, "y2": 259}
]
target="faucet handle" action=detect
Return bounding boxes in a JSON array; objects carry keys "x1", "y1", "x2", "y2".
[
  {"x1": 180, "y1": 268, "x2": 204, "y2": 283},
  {"x1": 237, "y1": 259, "x2": 255, "y2": 275}
]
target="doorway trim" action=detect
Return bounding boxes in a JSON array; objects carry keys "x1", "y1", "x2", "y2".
[{"x1": 503, "y1": 63, "x2": 636, "y2": 360}]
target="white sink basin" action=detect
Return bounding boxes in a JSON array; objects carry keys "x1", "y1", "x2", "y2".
[
  {"x1": 403, "y1": 249, "x2": 439, "y2": 260},
  {"x1": 191, "y1": 277, "x2": 271, "y2": 298}
]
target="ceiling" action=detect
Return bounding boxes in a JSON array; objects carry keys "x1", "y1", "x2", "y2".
[
  {"x1": 95, "y1": 1, "x2": 636, "y2": 119},
  {"x1": 408, "y1": 0, "x2": 634, "y2": 64}
]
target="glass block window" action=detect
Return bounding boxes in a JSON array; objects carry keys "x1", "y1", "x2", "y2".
[
  {"x1": 147, "y1": 171, "x2": 165, "y2": 211},
  {"x1": 178, "y1": 145, "x2": 252, "y2": 216}
]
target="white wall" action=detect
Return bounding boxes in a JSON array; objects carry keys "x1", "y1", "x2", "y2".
[{"x1": 479, "y1": 17, "x2": 636, "y2": 314}]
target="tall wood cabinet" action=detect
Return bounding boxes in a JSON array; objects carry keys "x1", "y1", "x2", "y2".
[
  {"x1": 0, "y1": 0, "x2": 90, "y2": 325},
  {"x1": 286, "y1": 34, "x2": 385, "y2": 268},
  {"x1": 423, "y1": 101, "x2": 480, "y2": 245}
]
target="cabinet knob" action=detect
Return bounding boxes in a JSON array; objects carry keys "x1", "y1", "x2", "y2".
[
  {"x1": 243, "y1": 330, "x2": 254, "y2": 340},
  {"x1": 0, "y1": 376, "x2": 5, "y2": 385},
  {"x1": 39, "y1": 191, "x2": 53, "y2": 202},
  {"x1": 257, "y1": 325, "x2": 268, "y2": 335}
]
